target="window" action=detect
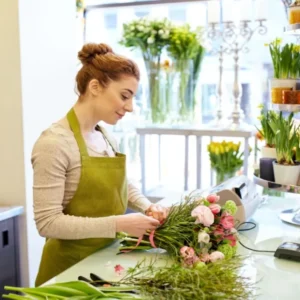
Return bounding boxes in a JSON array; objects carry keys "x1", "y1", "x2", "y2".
[{"x1": 104, "y1": 13, "x2": 117, "y2": 29}]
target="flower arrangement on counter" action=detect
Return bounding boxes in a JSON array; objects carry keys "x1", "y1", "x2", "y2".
[
  {"x1": 3, "y1": 195, "x2": 256, "y2": 299},
  {"x1": 207, "y1": 141, "x2": 249, "y2": 184},
  {"x1": 118, "y1": 193, "x2": 239, "y2": 262}
]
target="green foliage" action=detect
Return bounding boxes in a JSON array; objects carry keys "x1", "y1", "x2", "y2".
[
  {"x1": 256, "y1": 105, "x2": 278, "y2": 147},
  {"x1": 269, "y1": 112, "x2": 300, "y2": 165}
]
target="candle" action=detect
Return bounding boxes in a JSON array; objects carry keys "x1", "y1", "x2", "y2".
[
  {"x1": 222, "y1": 0, "x2": 234, "y2": 22},
  {"x1": 254, "y1": 0, "x2": 266, "y2": 20},
  {"x1": 240, "y1": 0, "x2": 253, "y2": 21},
  {"x1": 207, "y1": 0, "x2": 220, "y2": 23}
]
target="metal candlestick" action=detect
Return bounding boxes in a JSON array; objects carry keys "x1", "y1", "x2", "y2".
[{"x1": 206, "y1": 19, "x2": 267, "y2": 127}]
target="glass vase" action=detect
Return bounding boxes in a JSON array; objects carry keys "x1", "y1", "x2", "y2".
[
  {"x1": 144, "y1": 59, "x2": 166, "y2": 124},
  {"x1": 174, "y1": 59, "x2": 195, "y2": 124},
  {"x1": 216, "y1": 171, "x2": 236, "y2": 185}
]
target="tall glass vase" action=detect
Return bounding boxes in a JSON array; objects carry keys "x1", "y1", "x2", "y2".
[
  {"x1": 174, "y1": 59, "x2": 195, "y2": 123},
  {"x1": 216, "y1": 171, "x2": 236, "y2": 185},
  {"x1": 144, "y1": 59, "x2": 166, "y2": 124}
]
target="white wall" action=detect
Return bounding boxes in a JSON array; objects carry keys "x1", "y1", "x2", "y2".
[{"x1": 0, "y1": 0, "x2": 77, "y2": 286}]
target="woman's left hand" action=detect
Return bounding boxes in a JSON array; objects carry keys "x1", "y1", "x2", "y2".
[{"x1": 145, "y1": 204, "x2": 169, "y2": 223}]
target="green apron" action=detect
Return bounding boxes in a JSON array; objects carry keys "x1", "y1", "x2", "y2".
[{"x1": 35, "y1": 108, "x2": 127, "y2": 287}]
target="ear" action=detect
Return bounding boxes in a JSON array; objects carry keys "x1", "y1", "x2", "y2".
[{"x1": 87, "y1": 79, "x2": 102, "y2": 96}]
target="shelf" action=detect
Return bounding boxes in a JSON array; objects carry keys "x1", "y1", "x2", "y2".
[
  {"x1": 284, "y1": 23, "x2": 300, "y2": 35},
  {"x1": 271, "y1": 104, "x2": 300, "y2": 112},
  {"x1": 253, "y1": 173, "x2": 300, "y2": 226},
  {"x1": 253, "y1": 173, "x2": 300, "y2": 194}
]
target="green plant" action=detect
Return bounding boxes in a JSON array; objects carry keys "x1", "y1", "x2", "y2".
[
  {"x1": 167, "y1": 25, "x2": 205, "y2": 119},
  {"x1": 267, "y1": 38, "x2": 294, "y2": 79},
  {"x1": 256, "y1": 105, "x2": 278, "y2": 147},
  {"x1": 269, "y1": 112, "x2": 300, "y2": 165},
  {"x1": 120, "y1": 18, "x2": 172, "y2": 123}
]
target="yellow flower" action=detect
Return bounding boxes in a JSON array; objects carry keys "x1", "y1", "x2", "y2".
[
  {"x1": 257, "y1": 103, "x2": 264, "y2": 109},
  {"x1": 274, "y1": 38, "x2": 282, "y2": 46}
]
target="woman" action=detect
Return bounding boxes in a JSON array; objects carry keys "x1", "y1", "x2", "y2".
[{"x1": 32, "y1": 43, "x2": 168, "y2": 286}]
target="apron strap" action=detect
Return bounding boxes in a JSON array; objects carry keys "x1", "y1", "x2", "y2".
[
  {"x1": 67, "y1": 108, "x2": 89, "y2": 157},
  {"x1": 96, "y1": 125, "x2": 118, "y2": 154}
]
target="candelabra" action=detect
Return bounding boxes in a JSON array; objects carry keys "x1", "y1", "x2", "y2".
[{"x1": 206, "y1": 19, "x2": 267, "y2": 127}]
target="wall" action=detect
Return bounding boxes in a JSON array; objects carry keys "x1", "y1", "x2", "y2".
[{"x1": 0, "y1": 0, "x2": 77, "y2": 286}]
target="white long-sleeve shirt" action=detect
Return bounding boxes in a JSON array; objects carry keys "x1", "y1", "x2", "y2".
[{"x1": 31, "y1": 120, "x2": 151, "y2": 240}]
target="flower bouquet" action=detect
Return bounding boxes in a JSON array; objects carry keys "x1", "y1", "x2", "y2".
[
  {"x1": 118, "y1": 193, "x2": 239, "y2": 265},
  {"x1": 207, "y1": 141, "x2": 248, "y2": 184}
]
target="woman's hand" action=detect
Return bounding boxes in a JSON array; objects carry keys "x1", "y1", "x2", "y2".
[
  {"x1": 145, "y1": 204, "x2": 169, "y2": 223},
  {"x1": 116, "y1": 213, "x2": 160, "y2": 237}
]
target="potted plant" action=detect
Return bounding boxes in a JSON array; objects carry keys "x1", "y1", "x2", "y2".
[
  {"x1": 269, "y1": 112, "x2": 300, "y2": 185},
  {"x1": 267, "y1": 38, "x2": 297, "y2": 104},
  {"x1": 256, "y1": 105, "x2": 278, "y2": 158}
]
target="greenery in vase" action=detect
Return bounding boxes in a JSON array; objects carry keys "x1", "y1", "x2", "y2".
[
  {"x1": 207, "y1": 141, "x2": 249, "y2": 178},
  {"x1": 167, "y1": 24, "x2": 205, "y2": 120},
  {"x1": 120, "y1": 18, "x2": 172, "y2": 123},
  {"x1": 256, "y1": 104, "x2": 278, "y2": 148},
  {"x1": 269, "y1": 112, "x2": 300, "y2": 165}
]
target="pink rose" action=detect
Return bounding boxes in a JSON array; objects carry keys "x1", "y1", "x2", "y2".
[
  {"x1": 207, "y1": 194, "x2": 220, "y2": 204},
  {"x1": 191, "y1": 205, "x2": 214, "y2": 226},
  {"x1": 213, "y1": 225, "x2": 225, "y2": 242},
  {"x1": 209, "y1": 251, "x2": 225, "y2": 262},
  {"x1": 180, "y1": 246, "x2": 195, "y2": 259},
  {"x1": 224, "y1": 234, "x2": 237, "y2": 247},
  {"x1": 209, "y1": 204, "x2": 221, "y2": 214},
  {"x1": 220, "y1": 215, "x2": 235, "y2": 229}
]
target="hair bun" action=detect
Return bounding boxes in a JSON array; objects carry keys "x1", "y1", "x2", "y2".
[{"x1": 78, "y1": 43, "x2": 113, "y2": 64}]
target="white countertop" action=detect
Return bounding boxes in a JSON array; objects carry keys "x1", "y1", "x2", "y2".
[
  {"x1": 0, "y1": 206, "x2": 24, "y2": 222},
  {"x1": 45, "y1": 192, "x2": 300, "y2": 300}
]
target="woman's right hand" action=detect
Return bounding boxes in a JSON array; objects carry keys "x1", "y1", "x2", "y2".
[{"x1": 115, "y1": 213, "x2": 160, "y2": 237}]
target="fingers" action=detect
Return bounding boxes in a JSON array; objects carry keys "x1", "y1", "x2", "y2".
[{"x1": 146, "y1": 204, "x2": 168, "y2": 222}]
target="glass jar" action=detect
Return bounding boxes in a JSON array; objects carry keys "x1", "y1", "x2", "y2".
[
  {"x1": 282, "y1": 90, "x2": 300, "y2": 104},
  {"x1": 269, "y1": 79, "x2": 297, "y2": 104},
  {"x1": 289, "y1": 1, "x2": 300, "y2": 25}
]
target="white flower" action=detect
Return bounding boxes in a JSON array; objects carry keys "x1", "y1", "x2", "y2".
[
  {"x1": 198, "y1": 231, "x2": 210, "y2": 244},
  {"x1": 137, "y1": 25, "x2": 144, "y2": 32},
  {"x1": 162, "y1": 33, "x2": 169, "y2": 39},
  {"x1": 158, "y1": 29, "x2": 164, "y2": 35},
  {"x1": 130, "y1": 26, "x2": 135, "y2": 31},
  {"x1": 151, "y1": 30, "x2": 157, "y2": 35},
  {"x1": 147, "y1": 37, "x2": 155, "y2": 44},
  {"x1": 164, "y1": 30, "x2": 170, "y2": 35}
]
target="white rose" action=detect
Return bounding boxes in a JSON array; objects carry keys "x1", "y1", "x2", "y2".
[
  {"x1": 198, "y1": 231, "x2": 210, "y2": 244},
  {"x1": 158, "y1": 29, "x2": 164, "y2": 35},
  {"x1": 147, "y1": 37, "x2": 155, "y2": 44},
  {"x1": 138, "y1": 25, "x2": 144, "y2": 31}
]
